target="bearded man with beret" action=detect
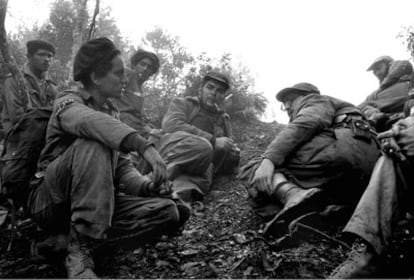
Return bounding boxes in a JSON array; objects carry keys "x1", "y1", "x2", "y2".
[
  {"x1": 2, "y1": 39, "x2": 58, "y2": 134},
  {"x1": 240, "y1": 83, "x2": 380, "y2": 238},
  {"x1": 27, "y1": 38, "x2": 188, "y2": 278}
]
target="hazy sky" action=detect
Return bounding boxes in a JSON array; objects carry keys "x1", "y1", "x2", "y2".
[{"x1": 6, "y1": 0, "x2": 414, "y2": 123}]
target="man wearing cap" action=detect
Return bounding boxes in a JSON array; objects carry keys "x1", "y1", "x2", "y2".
[
  {"x1": 359, "y1": 56, "x2": 414, "y2": 132},
  {"x1": 156, "y1": 71, "x2": 240, "y2": 204},
  {"x1": 241, "y1": 83, "x2": 379, "y2": 238},
  {"x1": 2, "y1": 39, "x2": 58, "y2": 134},
  {"x1": 115, "y1": 49, "x2": 160, "y2": 139}
]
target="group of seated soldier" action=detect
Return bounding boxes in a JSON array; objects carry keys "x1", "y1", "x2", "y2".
[{"x1": 1, "y1": 37, "x2": 414, "y2": 279}]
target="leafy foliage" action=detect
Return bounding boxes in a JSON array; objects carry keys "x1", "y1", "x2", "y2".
[
  {"x1": 399, "y1": 26, "x2": 414, "y2": 59},
  {"x1": 140, "y1": 28, "x2": 267, "y2": 124},
  {"x1": 2, "y1": 1, "x2": 267, "y2": 122}
]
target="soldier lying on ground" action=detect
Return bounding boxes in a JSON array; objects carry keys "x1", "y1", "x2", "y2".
[
  {"x1": 27, "y1": 37, "x2": 189, "y2": 279},
  {"x1": 239, "y1": 82, "x2": 380, "y2": 238}
]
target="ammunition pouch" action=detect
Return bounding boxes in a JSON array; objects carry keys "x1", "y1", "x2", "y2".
[{"x1": 334, "y1": 114, "x2": 375, "y2": 143}]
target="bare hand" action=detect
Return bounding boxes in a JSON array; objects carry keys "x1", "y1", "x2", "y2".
[
  {"x1": 397, "y1": 125, "x2": 414, "y2": 156},
  {"x1": 143, "y1": 146, "x2": 167, "y2": 185},
  {"x1": 250, "y1": 158, "x2": 275, "y2": 195}
]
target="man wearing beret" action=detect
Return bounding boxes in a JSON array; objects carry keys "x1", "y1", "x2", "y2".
[
  {"x1": 115, "y1": 49, "x2": 160, "y2": 139},
  {"x1": 2, "y1": 39, "x2": 58, "y2": 134},
  {"x1": 241, "y1": 83, "x2": 379, "y2": 238},
  {"x1": 359, "y1": 55, "x2": 414, "y2": 132},
  {"x1": 157, "y1": 71, "x2": 240, "y2": 204}
]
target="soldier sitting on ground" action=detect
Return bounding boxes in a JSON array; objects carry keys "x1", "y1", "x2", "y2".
[
  {"x1": 27, "y1": 37, "x2": 189, "y2": 279},
  {"x1": 239, "y1": 82, "x2": 380, "y2": 238},
  {"x1": 154, "y1": 71, "x2": 240, "y2": 205}
]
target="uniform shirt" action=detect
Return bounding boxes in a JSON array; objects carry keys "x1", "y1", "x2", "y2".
[
  {"x1": 38, "y1": 88, "x2": 149, "y2": 179},
  {"x1": 161, "y1": 96, "x2": 229, "y2": 144},
  {"x1": 263, "y1": 94, "x2": 363, "y2": 166},
  {"x1": 114, "y1": 68, "x2": 152, "y2": 138},
  {"x1": 2, "y1": 64, "x2": 58, "y2": 133},
  {"x1": 359, "y1": 60, "x2": 414, "y2": 116}
]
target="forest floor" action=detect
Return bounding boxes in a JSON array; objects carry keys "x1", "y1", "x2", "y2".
[{"x1": 1, "y1": 119, "x2": 414, "y2": 279}]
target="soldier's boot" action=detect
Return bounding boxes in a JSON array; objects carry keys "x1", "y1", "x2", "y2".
[
  {"x1": 264, "y1": 178, "x2": 326, "y2": 237},
  {"x1": 65, "y1": 226, "x2": 98, "y2": 279},
  {"x1": 329, "y1": 238, "x2": 380, "y2": 279}
]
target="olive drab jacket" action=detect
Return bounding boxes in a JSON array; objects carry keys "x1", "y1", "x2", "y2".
[
  {"x1": 37, "y1": 88, "x2": 150, "y2": 192},
  {"x1": 114, "y1": 68, "x2": 153, "y2": 138},
  {"x1": 263, "y1": 93, "x2": 366, "y2": 166},
  {"x1": 161, "y1": 96, "x2": 232, "y2": 142},
  {"x1": 1, "y1": 64, "x2": 58, "y2": 134},
  {"x1": 359, "y1": 60, "x2": 414, "y2": 118}
]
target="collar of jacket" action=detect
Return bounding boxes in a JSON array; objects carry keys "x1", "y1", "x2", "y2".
[
  {"x1": 78, "y1": 87, "x2": 117, "y2": 113},
  {"x1": 23, "y1": 63, "x2": 53, "y2": 84}
]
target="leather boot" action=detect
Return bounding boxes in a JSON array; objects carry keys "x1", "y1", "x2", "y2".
[
  {"x1": 65, "y1": 227, "x2": 98, "y2": 279},
  {"x1": 264, "y1": 181, "x2": 326, "y2": 237},
  {"x1": 329, "y1": 238, "x2": 380, "y2": 278}
]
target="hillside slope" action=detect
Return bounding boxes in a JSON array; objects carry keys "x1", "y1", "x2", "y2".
[{"x1": 1, "y1": 119, "x2": 414, "y2": 278}]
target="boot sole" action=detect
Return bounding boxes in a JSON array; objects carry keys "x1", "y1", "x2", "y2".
[{"x1": 263, "y1": 189, "x2": 328, "y2": 238}]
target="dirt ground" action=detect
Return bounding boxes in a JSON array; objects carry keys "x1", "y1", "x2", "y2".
[{"x1": 1, "y1": 119, "x2": 414, "y2": 278}]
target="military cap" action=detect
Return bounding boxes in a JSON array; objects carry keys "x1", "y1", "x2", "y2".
[
  {"x1": 367, "y1": 55, "x2": 394, "y2": 71},
  {"x1": 26, "y1": 40, "x2": 55, "y2": 56},
  {"x1": 276, "y1": 82, "x2": 320, "y2": 102},
  {"x1": 204, "y1": 71, "x2": 231, "y2": 90},
  {"x1": 130, "y1": 49, "x2": 160, "y2": 74}
]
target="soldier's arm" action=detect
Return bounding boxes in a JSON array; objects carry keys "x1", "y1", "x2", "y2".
[
  {"x1": 263, "y1": 96, "x2": 335, "y2": 166},
  {"x1": 3, "y1": 77, "x2": 25, "y2": 126},
  {"x1": 56, "y1": 95, "x2": 144, "y2": 151}
]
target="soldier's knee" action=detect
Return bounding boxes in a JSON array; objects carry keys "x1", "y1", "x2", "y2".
[{"x1": 191, "y1": 137, "x2": 214, "y2": 160}]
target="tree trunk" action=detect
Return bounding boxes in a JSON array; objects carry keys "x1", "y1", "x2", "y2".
[
  {"x1": 71, "y1": 0, "x2": 89, "y2": 73},
  {"x1": 0, "y1": 0, "x2": 28, "y2": 111}
]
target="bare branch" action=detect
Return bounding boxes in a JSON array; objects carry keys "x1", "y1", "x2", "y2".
[{"x1": 87, "y1": 0, "x2": 100, "y2": 40}]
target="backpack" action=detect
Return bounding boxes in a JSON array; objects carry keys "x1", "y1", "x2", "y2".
[{"x1": 0, "y1": 107, "x2": 52, "y2": 209}]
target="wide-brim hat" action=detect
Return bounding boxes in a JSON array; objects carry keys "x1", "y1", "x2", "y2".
[{"x1": 276, "y1": 82, "x2": 320, "y2": 102}]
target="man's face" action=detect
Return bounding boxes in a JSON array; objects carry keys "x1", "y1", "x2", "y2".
[
  {"x1": 280, "y1": 93, "x2": 302, "y2": 118},
  {"x1": 28, "y1": 49, "x2": 54, "y2": 74},
  {"x1": 372, "y1": 62, "x2": 388, "y2": 82},
  {"x1": 134, "y1": 57, "x2": 156, "y2": 82},
  {"x1": 199, "y1": 79, "x2": 228, "y2": 109},
  {"x1": 96, "y1": 54, "x2": 126, "y2": 99}
]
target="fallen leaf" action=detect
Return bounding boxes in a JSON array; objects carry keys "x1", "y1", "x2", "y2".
[
  {"x1": 156, "y1": 260, "x2": 171, "y2": 268},
  {"x1": 234, "y1": 233, "x2": 247, "y2": 244},
  {"x1": 243, "y1": 266, "x2": 254, "y2": 277},
  {"x1": 180, "y1": 249, "x2": 199, "y2": 256}
]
